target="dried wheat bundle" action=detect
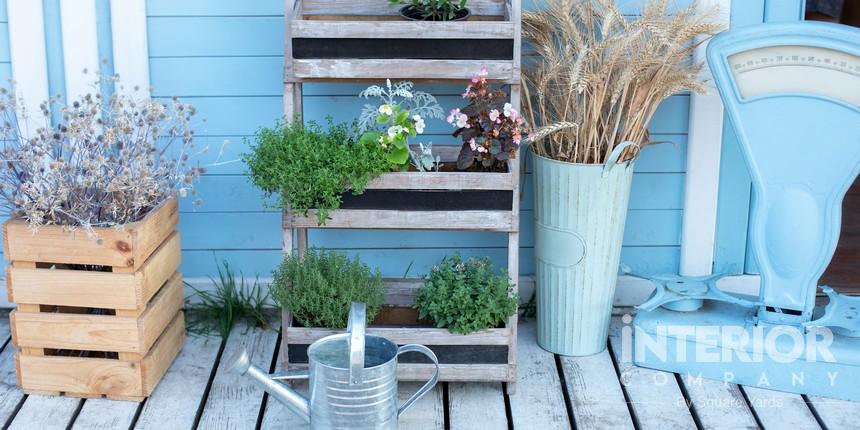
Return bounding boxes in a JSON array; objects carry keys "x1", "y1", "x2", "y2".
[{"x1": 522, "y1": 0, "x2": 723, "y2": 164}]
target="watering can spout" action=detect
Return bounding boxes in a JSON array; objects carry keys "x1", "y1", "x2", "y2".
[{"x1": 230, "y1": 350, "x2": 311, "y2": 422}]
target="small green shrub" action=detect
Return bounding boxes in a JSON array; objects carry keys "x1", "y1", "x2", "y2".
[
  {"x1": 271, "y1": 248, "x2": 385, "y2": 328},
  {"x1": 416, "y1": 255, "x2": 518, "y2": 334},
  {"x1": 242, "y1": 118, "x2": 391, "y2": 225}
]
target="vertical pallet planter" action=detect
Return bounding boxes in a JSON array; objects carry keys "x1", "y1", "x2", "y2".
[
  {"x1": 281, "y1": 0, "x2": 522, "y2": 392},
  {"x1": 4, "y1": 198, "x2": 186, "y2": 401}
]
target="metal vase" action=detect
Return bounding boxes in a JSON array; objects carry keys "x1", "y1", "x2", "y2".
[{"x1": 532, "y1": 143, "x2": 636, "y2": 356}]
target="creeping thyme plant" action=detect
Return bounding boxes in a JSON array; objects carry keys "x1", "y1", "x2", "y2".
[
  {"x1": 243, "y1": 118, "x2": 390, "y2": 225},
  {"x1": 357, "y1": 79, "x2": 444, "y2": 170},
  {"x1": 0, "y1": 78, "x2": 214, "y2": 231},
  {"x1": 416, "y1": 255, "x2": 518, "y2": 334},
  {"x1": 449, "y1": 67, "x2": 532, "y2": 171}
]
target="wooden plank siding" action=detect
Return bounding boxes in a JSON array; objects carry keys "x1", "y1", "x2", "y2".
[{"x1": 135, "y1": 0, "x2": 691, "y2": 280}]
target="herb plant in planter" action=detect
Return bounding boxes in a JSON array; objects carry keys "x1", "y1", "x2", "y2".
[
  {"x1": 243, "y1": 119, "x2": 390, "y2": 224},
  {"x1": 389, "y1": 0, "x2": 470, "y2": 21},
  {"x1": 271, "y1": 248, "x2": 385, "y2": 328},
  {"x1": 522, "y1": 0, "x2": 721, "y2": 356},
  {"x1": 416, "y1": 255, "x2": 518, "y2": 334},
  {"x1": 0, "y1": 79, "x2": 207, "y2": 400}
]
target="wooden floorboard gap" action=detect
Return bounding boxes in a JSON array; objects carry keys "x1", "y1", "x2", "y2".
[
  {"x1": 442, "y1": 382, "x2": 451, "y2": 430},
  {"x1": 65, "y1": 398, "x2": 85, "y2": 429},
  {"x1": 502, "y1": 383, "x2": 514, "y2": 430},
  {"x1": 256, "y1": 328, "x2": 282, "y2": 430},
  {"x1": 127, "y1": 399, "x2": 146, "y2": 430},
  {"x1": 190, "y1": 337, "x2": 228, "y2": 430},
  {"x1": 673, "y1": 373, "x2": 705, "y2": 430},
  {"x1": 606, "y1": 340, "x2": 641, "y2": 430},
  {"x1": 802, "y1": 395, "x2": 830, "y2": 430},
  {"x1": 738, "y1": 386, "x2": 766, "y2": 430},
  {"x1": 1, "y1": 394, "x2": 27, "y2": 430},
  {"x1": 554, "y1": 354, "x2": 577, "y2": 430}
]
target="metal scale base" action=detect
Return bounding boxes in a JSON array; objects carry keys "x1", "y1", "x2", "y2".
[{"x1": 633, "y1": 278, "x2": 860, "y2": 402}]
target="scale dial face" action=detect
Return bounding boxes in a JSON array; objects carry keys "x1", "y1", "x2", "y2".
[{"x1": 728, "y1": 45, "x2": 860, "y2": 107}]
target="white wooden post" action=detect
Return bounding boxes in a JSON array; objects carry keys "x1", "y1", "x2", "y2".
[
  {"x1": 110, "y1": 0, "x2": 150, "y2": 97},
  {"x1": 679, "y1": 0, "x2": 733, "y2": 277},
  {"x1": 59, "y1": 0, "x2": 100, "y2": 101},
  {"x1": 6, "y1": 0, "x2": 50, "y2": 122}
]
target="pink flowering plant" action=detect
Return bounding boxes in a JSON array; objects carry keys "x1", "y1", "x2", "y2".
[{"x1": 449, "y1": 67, "x2": 530, "y2": 171}]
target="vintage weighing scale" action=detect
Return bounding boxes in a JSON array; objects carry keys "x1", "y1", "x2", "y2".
[{"x1": 633, "y1": 22, "x2": 860, "y2": 401}]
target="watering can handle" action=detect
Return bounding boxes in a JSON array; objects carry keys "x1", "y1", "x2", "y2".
[
  {"x1": 397, "y1": 344, "x2": 440, "y2": 418},
  {"x1": 347, "y1": 302, "x2": 366, "y2": 385},
  {"x1": 602, "y1": 141, "x2": 639, "y2": 177}
]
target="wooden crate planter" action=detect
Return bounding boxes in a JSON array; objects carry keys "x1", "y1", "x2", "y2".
[
  {"x1": 4, "y1": 199, "x2": 186, "y2": 401},
  {"x1": 282, "y1": 0, "x2": 522, "y2": 392}
]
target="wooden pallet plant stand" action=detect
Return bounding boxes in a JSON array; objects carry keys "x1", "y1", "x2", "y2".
[
  {"x1": 4, "y1": 198, "x2": 186, "y2": 401},
  {"x1": 281, "y1": 0, "x2": 522, "y2": 393}
]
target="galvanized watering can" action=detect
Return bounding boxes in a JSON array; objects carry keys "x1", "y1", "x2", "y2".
[{"x1": 232, "y1": 303, "x2": 440, "y2": 429}]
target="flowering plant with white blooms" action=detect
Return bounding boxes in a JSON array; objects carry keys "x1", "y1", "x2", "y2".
[
  {"x1": 449, "y1": 67, "x2": 531, "y2": 171},
  {"x1": 357, "y1": 80, "x2": 443, "y2": 170}
]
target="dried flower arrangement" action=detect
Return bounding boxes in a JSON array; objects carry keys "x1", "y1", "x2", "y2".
[
  {"x1": 450, "y1": 66, "x2": 530, "y2": 171},
  {"x1": 0, "y1": 78, "x2": 215, "y2": 230},
  {"x1": 522, "y1": 0, "x2": 723, "y2": 164},
  {"x1": 357, "y1": 79, "x2": 444, "y2": 170}
]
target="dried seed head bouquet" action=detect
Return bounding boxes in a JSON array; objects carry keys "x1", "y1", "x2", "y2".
[
  {"x1": 522, "y1": 0, "x2": 723, "y2": 164},
  {"x1": 449, "y1": 66, "x2": 531, "y2": 171},
  {"x1": 0, "y1": 77, "x2": 218, "y2": 231}
]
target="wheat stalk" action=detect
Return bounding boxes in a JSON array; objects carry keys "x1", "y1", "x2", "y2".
[{"x1": 522, "y1": 0, "x2": 724, "y2": 164}]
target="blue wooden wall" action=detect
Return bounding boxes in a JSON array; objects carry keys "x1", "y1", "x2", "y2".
[
  {"x1": 0, "y1": 1, "x2": 9, "y2": 86},
  {"x1": 144, "y1": 0, "x2": 693, "y2": 279},
  {"x1": 1, "y1": 0, "x2": 783, "y2": 283}
]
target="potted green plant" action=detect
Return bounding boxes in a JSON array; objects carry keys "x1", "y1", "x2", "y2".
[
  {"x1": 416, "y1": 255, "x2": 518, "y2": 334},
  {"x1": 271, "y1": 248, "x2": 386, "y2": 329},
  {"x1": 388, "y1": 0, "x2": 470, "y2": 21},
  {"x1": 243, "y1": 119, "x2": 392, "y2": 225},
  {"x1": 522, "y1": 0, "x2": 722, "y2": 356}
]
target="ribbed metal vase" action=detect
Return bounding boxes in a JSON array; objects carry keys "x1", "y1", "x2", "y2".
[{"x1": 532, "y1": 148, "x2": 635, "y2": 356}]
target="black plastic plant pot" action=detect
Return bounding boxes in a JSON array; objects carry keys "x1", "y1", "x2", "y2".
[
  {"x1": 338, "y1": 189, "x2": 514, "y2": 211},
  {"x1": 399, "y1": 5, "x2": 471, "y2": 21}
]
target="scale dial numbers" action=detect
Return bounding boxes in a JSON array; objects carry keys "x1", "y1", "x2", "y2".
[{"x1": 728, "y1": 45, "x2": 860, "y2": 107}]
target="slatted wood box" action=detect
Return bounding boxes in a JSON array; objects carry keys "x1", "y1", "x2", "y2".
[
  {"x1": 283, "y1": 279, "x2": 516, "y2": 383},
  {"x1": 4, "y1": 198, "x2": 186, "y2": 401}
]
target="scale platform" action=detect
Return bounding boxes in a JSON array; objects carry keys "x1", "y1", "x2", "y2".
[{"x1": 633, "y1": 22, "x2": 860, "y2": 401}]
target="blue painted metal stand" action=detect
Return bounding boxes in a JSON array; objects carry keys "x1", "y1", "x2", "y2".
[{"x1": 633, "y1": 22, "x2": 860, "y2": 401}]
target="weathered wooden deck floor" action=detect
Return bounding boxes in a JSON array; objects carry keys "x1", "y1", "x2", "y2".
[{"x1": 0, "y1": 310, "x2": 858, "y2": 430}]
